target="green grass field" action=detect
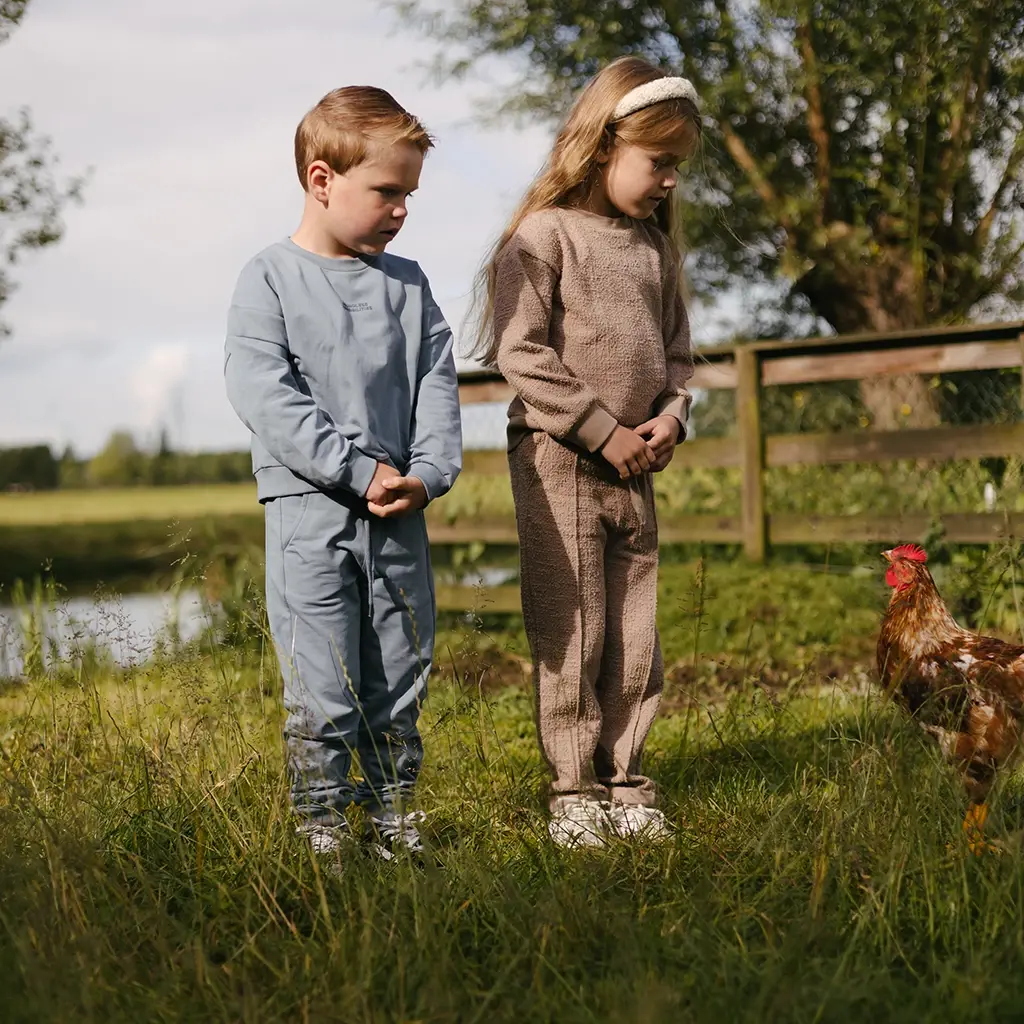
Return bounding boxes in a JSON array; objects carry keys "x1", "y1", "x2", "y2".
[
  {"x1": 3, "y1": 478, "x2": 1024, "y2": 1020},
  {"x1": 0, "y1": 477, "x2": 514, "y2": 529},
  {"x1": 0, "y1": 469, "x2": 980, "y2": 599},
  {"x1": 3, "y1": 551, "x2": 1024, "y2": 1022},
  {"x1": 4, "y1": 448, "x2": 1019, "y2": 531},
  {"x1": 4, "y1": 630, "x2": 1024, "y2": 1022},
  {"x1": 0, "y1": 483, "x2": 261, "y2": 526}
]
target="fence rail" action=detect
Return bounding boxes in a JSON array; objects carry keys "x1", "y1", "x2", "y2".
[{"x1": 453, "y1": 319, "x2": 1024, "y2": 561}]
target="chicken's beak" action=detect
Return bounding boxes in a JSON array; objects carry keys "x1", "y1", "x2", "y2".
[{"x1": 882, "y1": 549, "x2": 894, "y2": 563}]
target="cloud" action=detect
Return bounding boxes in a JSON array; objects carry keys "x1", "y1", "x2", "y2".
[
  {"x1": 0, "y1": 0, "x2": 553, "y2": 453},
  {"x1": 0, "y1": 0, "x2": 734, "y2": 456},
  {"x1": 129, "y1": 343, "x2": 191, "y2": 437}
]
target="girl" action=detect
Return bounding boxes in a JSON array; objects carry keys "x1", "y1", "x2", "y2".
[{"x1": 477, "y1": 57, "x2": 700, "y2": 847}]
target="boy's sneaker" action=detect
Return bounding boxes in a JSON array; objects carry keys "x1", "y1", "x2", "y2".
[
  {"x1": 297, "y1": 819, "x2": 352, "y2": 856},
  {"x1": 548, "y1": 797, "x2": 614, "y2": 849},
  {"x1": 364, "y1": 809, "x2": 427, "y2": 862},
  {"x1": 609, "y1": 803, "x2": 672, "y2": 841}
]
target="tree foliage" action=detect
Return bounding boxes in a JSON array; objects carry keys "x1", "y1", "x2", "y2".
[
  {"x1": 0, "y1": 0, "x2": 84, "y2": 335},
  {"x1": 83, "y1": 431, "x2": 253, "y2": 489},
  {"x1": 398, "y1": 0, "x2": 1024, "y2": 336},
  {"x1": 0, "y1": 443, "x2": 57, "y2": 490}
]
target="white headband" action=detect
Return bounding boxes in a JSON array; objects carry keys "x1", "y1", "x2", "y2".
[{"x1": 611, "y1": 77, "x2": 700, "y2": 121}]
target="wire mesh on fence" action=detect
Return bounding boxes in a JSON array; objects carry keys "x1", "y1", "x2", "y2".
[
  {"x1": 443, "y1": 352, "x2": 1024, "y2": 530},
  {"x1": 680, "y1": 364, "x2": 1024, "y2": 520}
]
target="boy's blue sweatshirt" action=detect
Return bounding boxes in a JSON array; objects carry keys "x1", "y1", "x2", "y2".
[{"x1": 224, "y1": 239, "x2": 462, "y2": 503}]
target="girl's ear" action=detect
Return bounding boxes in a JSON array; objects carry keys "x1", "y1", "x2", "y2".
[{"x1": 595, "y1": 127, "x2": 614, "y2": 165}]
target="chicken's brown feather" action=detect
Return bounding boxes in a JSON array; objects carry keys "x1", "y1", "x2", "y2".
[{"x1": 877, "y1": 555, "x2": 1024, "y2": 803}]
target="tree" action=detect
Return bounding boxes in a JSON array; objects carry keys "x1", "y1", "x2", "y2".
[
  {"x1": 1, "y1": 0, "x2": 84, "y2": 336},
  {"x1": 398, "y1": 0, "x2": 1024, "y2": 424},
  {"x1": 57, "y1": 443, "x2": 85, "y2": 488},
  {"x1": 0, "y1": 443, "x2": 57, "y2": 490},
  {"x1": 150, "y1": 426, "x2": 175, "y2": 486},
  {"x1": 87, "y1": 431, "x2": 145, "y2": 488}
]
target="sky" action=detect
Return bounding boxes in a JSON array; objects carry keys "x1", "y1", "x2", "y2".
[{"x1": 0, "y1": 0, "x2": 728, "y2": 455}]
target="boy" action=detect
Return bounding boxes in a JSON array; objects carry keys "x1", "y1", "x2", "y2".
[{"x1": 224, "y1": 86, "x2": 462, "y2": 858}]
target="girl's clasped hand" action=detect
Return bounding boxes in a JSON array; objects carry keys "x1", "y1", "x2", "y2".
[{"x1": 599, "y1": 414, "x2": 682, "y2": 479}]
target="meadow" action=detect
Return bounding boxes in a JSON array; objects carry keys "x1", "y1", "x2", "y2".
[
  {"x1": 9, "y1": 645, "x2": 1024, "y2": 1024},
  {"x1": 3, "y1": 474, "x2": 1024, "y2": 1021},
  {"x1": 3, "y1": 450, "x2": 1019, "y2": 597},
  {"x1": 0, "y1": 483, "x2": 260, "y2": 527}
]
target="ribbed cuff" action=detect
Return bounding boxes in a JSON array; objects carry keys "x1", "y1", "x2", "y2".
[
  {"x1": 343, "y1": 452, "x2": 381, "y2": 499},
  {"x1": 406, "y1": 461, "x2": 448, "y2": 503},
  {"x1": 571, "y1": 403, "x2": 619, "y2": 453}
]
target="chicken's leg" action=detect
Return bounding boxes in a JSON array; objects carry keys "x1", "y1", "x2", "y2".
[{"x1": 962, "y1": 802, "x2": 997, "y2": 856}]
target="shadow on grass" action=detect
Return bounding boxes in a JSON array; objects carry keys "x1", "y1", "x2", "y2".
[
  {"x1": 654, "y1": 696, "x2": 987, "y2": 821},
  {"x1": 6, "y1": 653, "x2": 1024, "y2": 1022}
]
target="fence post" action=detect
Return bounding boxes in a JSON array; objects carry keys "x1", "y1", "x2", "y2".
[
  {"x1": 736, "y1": 345, "x2": 766, "y2": 562},
  {"x1": 1019, "y1": 333, "x2": 1024, "y2": 416}
]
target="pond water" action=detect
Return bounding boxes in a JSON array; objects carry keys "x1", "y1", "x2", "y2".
[
  {"x1": 0, "y1": 590, "x2": 211, "y2": 679},
  {"x1": 0, "y1": 568, "x2": 516, "y2": 679},
  {"x1": 444, "y1": 568, "x2": 516, "y2": 589}
]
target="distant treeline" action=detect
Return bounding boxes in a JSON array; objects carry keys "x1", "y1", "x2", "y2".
[{"x1": 0, "y1": 432, "x2": 251, "y2": 491}]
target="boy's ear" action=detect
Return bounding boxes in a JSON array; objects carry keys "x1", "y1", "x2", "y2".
[{"x1": 306, "y1": 160, "x2": 334, "y2": 202}]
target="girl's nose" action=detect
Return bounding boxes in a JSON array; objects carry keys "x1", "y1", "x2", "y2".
[{"x1": 661, "y1": 172, "x2": 678, "y2": 190}]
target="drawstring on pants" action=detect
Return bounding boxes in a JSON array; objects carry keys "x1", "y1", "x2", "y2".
[{"x1": 361, "y1": 516, "x2": 376, "y2": 620}]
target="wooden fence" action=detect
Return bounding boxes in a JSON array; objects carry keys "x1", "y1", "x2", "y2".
[{"x1": 454, "y1": 319, "x2": 1024, "y2": 562}]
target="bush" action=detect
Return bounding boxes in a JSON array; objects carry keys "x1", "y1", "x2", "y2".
[{"x1": 0, "y1": 445, "x2": 58, "y2": 491}]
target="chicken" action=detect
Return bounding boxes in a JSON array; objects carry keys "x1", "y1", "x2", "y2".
[{"x1": 877, "y1": 544, "x2": 1024, "y2": 853}]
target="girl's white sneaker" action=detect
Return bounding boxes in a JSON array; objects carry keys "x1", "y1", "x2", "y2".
[
  {"x1": 548, "y1": 797, "x2": 614, "y2": 848},
  {"x1": 609, "y1": 803, "x2": 672, "y2": 841}
]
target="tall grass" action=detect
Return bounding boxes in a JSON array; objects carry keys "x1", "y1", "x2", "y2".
[
  {"x1": 3, "y1": 558, "x2": 1024, "y2": 1021},
  {"x1": 4, "y1": 654, "x2": 1024, "y2": 1021}
]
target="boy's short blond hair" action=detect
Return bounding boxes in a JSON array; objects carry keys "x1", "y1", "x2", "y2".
[{"x1": 294, "y1": 86, "x2": 433, "y2": 189}]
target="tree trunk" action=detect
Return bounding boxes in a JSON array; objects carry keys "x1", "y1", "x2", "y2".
[{"x1": 795, "y1": 247, "x2": 940, "y2": 429}]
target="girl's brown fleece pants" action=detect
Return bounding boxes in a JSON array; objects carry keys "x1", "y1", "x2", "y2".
[{"x1": 509, "y1": 432, "x2": 663, "y2": 810}]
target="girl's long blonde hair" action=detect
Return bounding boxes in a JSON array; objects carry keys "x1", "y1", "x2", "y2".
[{"x1": 471, "y1": 56, "x2": 701, "y2": 367}]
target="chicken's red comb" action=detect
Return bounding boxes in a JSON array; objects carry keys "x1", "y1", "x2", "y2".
[{"x1": 890, "y1": 543, "x2": 927, "y2": 563}]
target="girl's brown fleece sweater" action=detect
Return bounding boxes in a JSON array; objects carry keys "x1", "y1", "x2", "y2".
[{"x1": 493, "y1": 206, "x2": 694, "y2": 454}]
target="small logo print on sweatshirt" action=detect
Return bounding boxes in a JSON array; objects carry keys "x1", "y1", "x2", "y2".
[{"x1": 342, "y1": 301, "x2": 373, "y2": 312}]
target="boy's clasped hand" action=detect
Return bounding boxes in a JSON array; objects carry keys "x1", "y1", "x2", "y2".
[{"x1": 364, "y1": 462, "x2": 428, "y2": 518}]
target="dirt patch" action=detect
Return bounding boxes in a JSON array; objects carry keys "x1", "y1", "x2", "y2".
[
  {"x1": 432, "y1": 640, "x2": 877, "y2": 709},
  {"x1": 662, "y1": 653, "x2": 875, "y2": 711},
  {"x1": 434, "y1": 643, "x2": 531, "y2": 693}
]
